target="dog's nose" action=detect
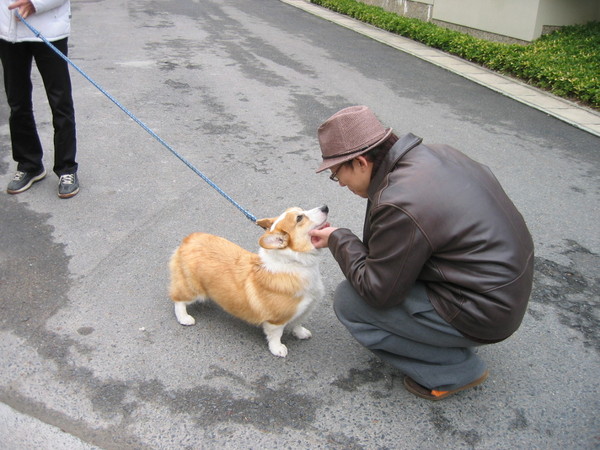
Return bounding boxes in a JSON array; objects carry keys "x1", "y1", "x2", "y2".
[{"x1": 321, "y1": 205, "x2": 329, "y2": 214}]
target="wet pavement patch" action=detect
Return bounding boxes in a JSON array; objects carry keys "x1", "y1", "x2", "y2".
[
  {"x1": 331, "y1": 358, "x2": 395, "y2": 393},
  {"x1": 510, "y1": 408, "x2": 529, "y2": 430},
  {"x1": 429, "y1": 407, "x2": 481, "y2": 447},
  {"x1": 0, "y1": 197, "x2": 73, "y2": 346},
  {"x1": 531, "y1": 240, "x2": 600, "y2": 352},
  {"x1": 171, "y1": 365, "x2": 320, "y2": 432},
  {"x1": 77, "y1": 326, "x2": 95, "y2": 336}
]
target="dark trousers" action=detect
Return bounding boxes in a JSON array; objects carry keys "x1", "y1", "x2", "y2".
[
  {"x1": 333, "y1": 280, "x2": 487, "y2": 391},
  {"x1": 0, "y1": 38, "x2": 77, "y2": 176}
]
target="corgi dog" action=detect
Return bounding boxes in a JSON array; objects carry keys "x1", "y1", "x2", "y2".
[{"x1": 169, "y1": 205, "x2": 329, "y2": 357}]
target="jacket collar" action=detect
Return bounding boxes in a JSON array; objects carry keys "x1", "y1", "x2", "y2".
[{"x1": 368, "y1": 133, "x2": 423, "y2": 199}]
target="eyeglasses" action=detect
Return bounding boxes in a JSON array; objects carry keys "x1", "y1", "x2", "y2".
[{"x1": 329, "y1": 163, "x2": 344, "y2": 182}]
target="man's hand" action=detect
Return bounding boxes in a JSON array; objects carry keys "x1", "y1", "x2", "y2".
[
  {"x1": 309, "y1": 226, "x2": 338, "y2": 249},
  {"x1": 8, "y1": 0, "x2": 36, "y2": 19}
]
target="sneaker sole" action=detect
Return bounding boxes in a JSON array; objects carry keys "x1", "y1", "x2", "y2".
[
  {"x1": 58, "y1": 186, "x2": 80, "y2": 199},
  {"x1": 7, "y1": 169, "x2": 47, "y2": 194}
]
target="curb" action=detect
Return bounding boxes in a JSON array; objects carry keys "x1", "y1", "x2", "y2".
[{"x1": 280, "y1": 0, "x2": 600, "y2": 138}]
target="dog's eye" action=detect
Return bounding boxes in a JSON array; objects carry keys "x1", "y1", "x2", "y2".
[{"x1": 296, "y1": 214, "x2": 304, "y2": 223}]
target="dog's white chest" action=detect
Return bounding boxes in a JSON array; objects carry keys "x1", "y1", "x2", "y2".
[{"x1": 292, "y1": 264, "x2": 323, "y2": 317}]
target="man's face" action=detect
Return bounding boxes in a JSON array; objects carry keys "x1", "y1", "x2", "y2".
[{"x1": 330, "y1": 157, "x2": 372, "y2": 198}]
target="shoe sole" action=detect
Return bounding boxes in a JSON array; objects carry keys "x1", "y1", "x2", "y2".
[
  {"x1": 58, "y1": 186, "x2": 80, "y2": 199},
  {"x1": 404, "y1": 370, "x2": 489, "y2": 401},
  {"x1": 6, "y1": 170, "x2": 47, "y2": 194}
]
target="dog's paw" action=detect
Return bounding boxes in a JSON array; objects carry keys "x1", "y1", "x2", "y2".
[
  {"x1": 269, "y1": 342, "x2": 288, "y2": 358},
  {"x1": 177, "y1": 315, "x2": 196, "y2": 326},
  {"x1": 292, "y1": 326, "x2": 312, "y2": 340},
  {"x1": 174, "y1": 303, "x2": 195, "y2": 326}
]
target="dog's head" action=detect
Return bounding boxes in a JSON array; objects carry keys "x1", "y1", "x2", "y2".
[{"x1": 257, "y1": 205, "x2": 329, "y2": 253}]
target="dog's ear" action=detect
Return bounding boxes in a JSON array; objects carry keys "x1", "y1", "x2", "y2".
[
  {"x1": 259, "y1": 231, "x2": 289, "y2": 249},
  {"x1": 256, "y1": 217, "x2": 274, "y2": 230}
]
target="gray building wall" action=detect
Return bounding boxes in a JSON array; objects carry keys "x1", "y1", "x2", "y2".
[{"x1": 358, "y1": 0, "x2": 600, "y2": 43}]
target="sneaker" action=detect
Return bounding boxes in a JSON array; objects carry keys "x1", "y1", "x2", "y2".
[
  {"x1": 58, "y1": 173, "x2": 79, "y2": 198},
  {"x1": 7, "y1": 169, "x2": 46, "y2": 194}
]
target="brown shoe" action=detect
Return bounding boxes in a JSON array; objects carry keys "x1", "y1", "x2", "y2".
[{"x1": 404, "y1": 370, "x2": 489, "y2": 401}]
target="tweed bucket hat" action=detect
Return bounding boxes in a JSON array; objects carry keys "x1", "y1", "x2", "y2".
[{"x1": 316, "y1": 105, "x2": 392, "y2": 173}]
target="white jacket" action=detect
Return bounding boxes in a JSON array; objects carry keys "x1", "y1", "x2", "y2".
[{"x1": 0, "y1": 0, "x2": 70, "y2": 43}]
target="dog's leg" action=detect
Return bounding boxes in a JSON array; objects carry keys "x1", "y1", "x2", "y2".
[
  {"x1": 174, "y1": 301, "x2": 196, "y2": 326},
  {"x1": 292, "y1": 325, "x2": 312, "y2": 340},
  {"x1": 262, "y1": 322, "x2": 287, "y2": 357}
]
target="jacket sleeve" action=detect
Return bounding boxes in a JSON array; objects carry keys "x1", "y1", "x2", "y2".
[
  {"x1": 30, "y1": 0, "x2": 68, "y2": 15},
  {"x1": 328, "y1": 203, "x2": 432, "y2": 309}
]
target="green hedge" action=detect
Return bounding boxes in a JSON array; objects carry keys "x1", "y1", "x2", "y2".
[{"x1": 311, "y1": 0, "x2": 600, "y2": 109}]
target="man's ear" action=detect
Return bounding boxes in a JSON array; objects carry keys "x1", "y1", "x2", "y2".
[
  {"x1": 259, "y1": 231, "x2": 289, "y2": 249},
  {"x1": 355, "y1": 155, "x2": 370, "y2": 169},
  {"x1": 256, "y1": 217, "x2": 274, "y2": 230}
]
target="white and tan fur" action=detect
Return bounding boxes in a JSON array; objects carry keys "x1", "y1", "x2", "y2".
[{"x1": 169, "y1": 205, "x2": 328, "y2": 357}]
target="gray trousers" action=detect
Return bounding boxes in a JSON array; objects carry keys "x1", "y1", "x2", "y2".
[{"x1": 333, "y1": 280, "x2": 487, "y2": 391}]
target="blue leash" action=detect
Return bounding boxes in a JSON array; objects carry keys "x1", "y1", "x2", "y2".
[{"x1": 16, "y1": 11, "x2": 258, "y2": 225}]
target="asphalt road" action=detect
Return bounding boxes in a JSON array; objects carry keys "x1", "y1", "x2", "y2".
[{"x1": 1, "y1": 0, "x2": 599, "y2": 448}]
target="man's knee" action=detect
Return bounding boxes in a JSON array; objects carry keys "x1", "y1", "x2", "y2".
[{"x1": 333, "y1": 280, "x2": 363, "y2": 323}]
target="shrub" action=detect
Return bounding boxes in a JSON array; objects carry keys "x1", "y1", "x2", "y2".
[{"x1": 310, "y1": 0, "x2": 600, "y2": 109}]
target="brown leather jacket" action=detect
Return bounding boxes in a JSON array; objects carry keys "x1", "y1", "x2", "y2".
[{"x1": 329, "y1": 133, "x2": 534, "y2": 343}]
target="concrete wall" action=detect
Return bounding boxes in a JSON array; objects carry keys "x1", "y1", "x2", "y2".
[
  {"x1": 360, "y1": 0, "x2": 433, "y2": 22},
  {"x1": 536, "y1": 0, "x2": 600, "y2": 38},
  {"x1": 432, "y1": 0, "x2": 541, "y2": 42},
  {"x1": 361, "y1": 0, "x2": 600, "y2": 43}
]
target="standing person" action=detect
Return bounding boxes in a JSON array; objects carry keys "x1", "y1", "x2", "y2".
[
  {"x1": 310, "y1": 106, "x2": 534, "y2": 400},
  {"x1": 0, "y1": 0, "x2": 79, "y2": 198}
]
